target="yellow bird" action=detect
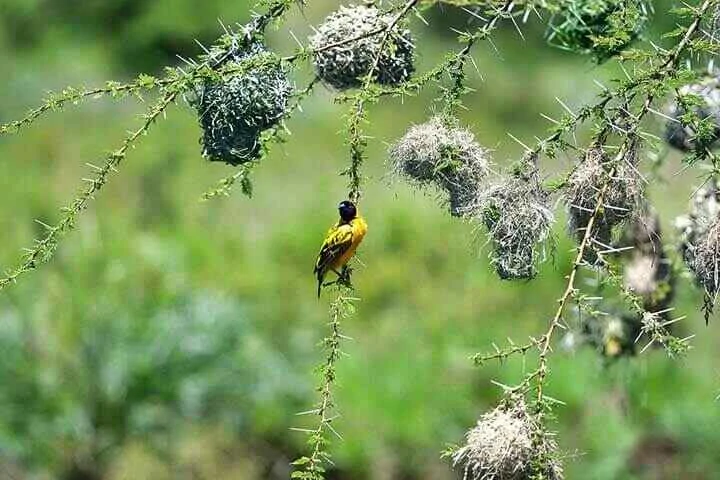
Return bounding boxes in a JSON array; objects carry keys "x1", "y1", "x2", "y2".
[{"x1": 314, "y1": 200, "x2": 368, "y2": 297}]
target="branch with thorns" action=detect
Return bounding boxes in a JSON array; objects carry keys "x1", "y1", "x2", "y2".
[{"x1": 291, "y1": 286, "x2": 356, "y2": 480}]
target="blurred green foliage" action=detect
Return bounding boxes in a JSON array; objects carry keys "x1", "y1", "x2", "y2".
[
  {"x1": 0, "y1": 235, "x2": 309, "y2": 479},
  {"x1": 1, "y1": 0, "x2": 720, "y2": 479}
]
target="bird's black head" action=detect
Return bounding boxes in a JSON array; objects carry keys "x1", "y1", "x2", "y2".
[{"x1": 338, "y1": 200, "x2": 357, "y2": 222}]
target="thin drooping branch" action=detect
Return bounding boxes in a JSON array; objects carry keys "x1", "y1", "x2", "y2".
[
  {"x1": 292, "y1": 287, "x2": 355, "y2": 480},
  {"x1": 0, "y1": 76, "x2": 167, "y2": 136},
  {"x1": 0, "y1": 90, "x2": 177, "y2": 291},
  {"x1": 535, "y1": 158, "x2": 615, "y2": 401}
]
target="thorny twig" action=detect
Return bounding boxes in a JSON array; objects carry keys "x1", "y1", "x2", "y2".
[
  {"x1": 470, "y1": 0, "x2": 715, "y2": 404},
  {"x1": 534, "y1": 0, "x2": 714, "y2": 400},
  {"x1": 0, "y1": 91, "x2": 178, "y2": 291},
  {"x1": 343, "y1": 0, "x2": 422, "y2": 203},
  {"x1": 292, "y1": 287, "x2": 355, "y2": 480}
]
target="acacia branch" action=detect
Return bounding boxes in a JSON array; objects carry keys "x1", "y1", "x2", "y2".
[
  {"x1": 0, "y1": 91, "x2": 178, "y2": 291},
  {"x1": 343, "y1": 0, "x2": 421, "y2": 202},
  {"x1": 533, "y1": 0, "x2": 714, "y2": 402},
  {"x1": 0, "y1": 0, "x2": 303, "y2": 292},
  {"x1": 292, "y1": 288, "x2": 354, "y2": 480},
  {"x1": 0, "y1": 76, "x2": 168, "y2": 137}
]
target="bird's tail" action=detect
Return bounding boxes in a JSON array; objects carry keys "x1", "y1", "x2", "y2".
[{"x1": 316, "y1": 273, "x2": 323, "y2": 299}]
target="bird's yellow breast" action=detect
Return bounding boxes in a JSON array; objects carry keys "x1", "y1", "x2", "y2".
[{"x1": 332, "y1": 216, "x2": 367, "y2": 270}]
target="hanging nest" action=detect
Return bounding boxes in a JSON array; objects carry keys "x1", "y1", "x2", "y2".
[
  {"x1": 310, "y1": 4, "x2": 415, "y2": 90},
  {"x1": 665, "y1": 78, "x2": 720, "y2": 152},
  {"x1": 565, "y1": 144, "x2": 643, "y2": 262},
  {"x1": 581, "y1": 312, "x2": 641, "y2": 358},
  {"x1": 192, "y1": 39, "x2": 292, "y2": 165},
  {"x1": 675, "y1": 179, "x2": 720, "y2": 274},
  {"x1": 452, "y1": 397, "x2": 563, "y2": 480},
  {"x1": 624, "y1": 252, "x2": 674, "y2": 311},
  {"x1": 474, "y1": 169, "x2": 555, "y2": 280},
  {"x1": 692, "y1": 219, "x2": 720, "y2": 310},
  {"x1": 707, "y1": 4, "x2": 720, "y2": 45},
  {"x1": 621, "y1": 208, "x2": 675, "y2": 313},
  {"x1": 566, "y1": 208, "x2": 677, "y2": 359},
  {"x1": 389, "y1": 116, "x2": 491, "y2": 217},
  {"x1": 546, "y1": 0, "x2": 650, "y2": 62}
]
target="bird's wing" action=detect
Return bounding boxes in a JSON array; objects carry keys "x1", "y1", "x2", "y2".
[{"x1": 314, "y1": 223, "x2": 354, "y2": 275}]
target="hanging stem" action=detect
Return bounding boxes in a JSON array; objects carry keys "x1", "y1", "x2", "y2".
[{"x1": 292, "y1": 286, "x2": 355, "y2": 480}]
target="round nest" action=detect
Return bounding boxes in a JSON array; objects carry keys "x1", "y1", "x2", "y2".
[
  {"x1": 475, "y1": 173, "x2": 555, "y2": 280},
  {"x1": 665, "y1": 78, "x2": 720, "y2": 152},
  {"x1": 389, "y1": 116, "x2": 491, "y2": 217},
  {"x1": 193, "y1": 40, "x2": 292, "y2": 165},
  {"x1": 546, "y1": 0, "x2": 650, "y2": 62},
  {"x1": 565, "y1": 145, "x2": 643, "y2": 258},
  {"x1": 452, "y1": 398, "x2": 563, "y2": 480},
  {"x1": 310, "y1": 4, "x2": 415, "y2": 90}
]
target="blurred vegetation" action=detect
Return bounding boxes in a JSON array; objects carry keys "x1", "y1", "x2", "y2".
[{"x1": 1, "y1": 0, "x2": 720, "y2": 479}]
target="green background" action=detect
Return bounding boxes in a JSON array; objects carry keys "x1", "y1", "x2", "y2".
[{"x1": 0, "y1": 1, "x2": 718, "y2": 479}]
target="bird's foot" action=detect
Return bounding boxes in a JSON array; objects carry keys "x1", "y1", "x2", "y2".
[{"x1": 337, "y1": 265, "x2": 353, "y2": 288}]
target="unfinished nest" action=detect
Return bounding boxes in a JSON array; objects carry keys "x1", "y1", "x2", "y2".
[
  {"x1": 621, "y1": 206, "x2": 661, "y2": 254},
  {"x1": 625, "y1": 254, "x2": 660, "y2": 297},
  {"x1": 310, "y1": 4, "x2": 415, "y2": 90},
  {"x1": 675, "y1": 179, "x2": 720, "y2": 272},
  {"x1": 709, "y1": 4, "x2": 720, "y2": 45},
  {"x1": 475, "y1": 171, "x2": 554, "y2": 280},
  {"x1": 546, "y1": 0, "x2": 650, "y2": 62},
  {"x1": 565, "y1": 145, "x2": 643, "y2": 260},
  {"x1": 621, "y1": 209, "x2": 675, "y2": 313},
  {"x1": 452, "y1": 398, "x2": 563, "y2": 480},
  {"x1": 692, "y1": 219, "x2": 720, "y2": 298},
  {"x1": 581, "y1": 312, "x2": 641, "y2": 358},
  {"x1": 389, "y1": 116, "x2": 491, "y2": 217},
  {"x1": 624, "y1": 252, "x2": 674, "y2": 310},
  {"x1": 193, "y1": 39, "x2": 292, "y2": 165},
  {"x1": 665, "y1": 78, "x2": 720, "y2": 152}
]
